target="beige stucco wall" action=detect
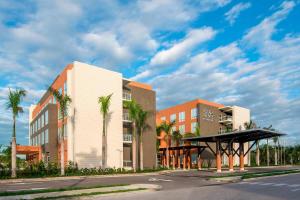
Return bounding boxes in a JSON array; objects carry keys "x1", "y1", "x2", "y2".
[
  {"x1": 232, "y1": 106, "x2": 250, "y2": 165},
  {"x1": 68, "y1": 61, "x2": 123, "y2": 168}
]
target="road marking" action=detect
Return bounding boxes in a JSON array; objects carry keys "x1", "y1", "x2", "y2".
[
  {"x1": 273, "y1": 183, "x2": 287, "y2": 187},
  {"x1": 291, "y1": 188, "x2": 300, "y2": 192},
  {"x1": 30, "y1": 187, "x2": 48, "y2": 190},
  {"x1": 288, "y1": 184, "x2": 300, "y2": 187},
  {"x1": 148, "y1": 178, "x2": 172, "y2": 182},
  {"x1": 6, "y1": 187, "x2": 48, "y2": 192}
]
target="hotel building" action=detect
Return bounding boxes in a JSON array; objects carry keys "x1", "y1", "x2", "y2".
[
  {"x1": 28, "y1": 61, "x2": 156, "y2": 169},
  {"x1": 156, "y1": 99, "x2": 250, "y2": 167}
]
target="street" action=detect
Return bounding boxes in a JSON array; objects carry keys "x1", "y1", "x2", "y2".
[{"x1": 91, "y1": 173, "x2": 300, "y2": 200}]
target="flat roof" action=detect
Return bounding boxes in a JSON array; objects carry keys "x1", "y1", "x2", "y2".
[{"x1": 182, "y1": 128, "x2": 285, "y2": 143}]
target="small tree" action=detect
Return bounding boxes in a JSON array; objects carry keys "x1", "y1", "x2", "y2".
[
  {"x1": 98, "y1": 93, "x2": 113, "y2": 168},
  {"x1": 48, "y1": 87, "x2": 71, "y2": 176},
  {"x1": 6, "y1": 88, "x2": 26, "y2": 178},
  {"x1": 157, "y1": 121, "x2": 175, "y2": 168}
]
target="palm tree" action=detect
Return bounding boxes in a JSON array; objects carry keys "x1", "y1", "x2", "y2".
[
  {"x1": 263, "y1": 125, "x2": 274, "y2": 166},
  {"x1": 172, "y1": 130, "x2": 182, "y2": 168},
  {"x1": 48, "y1": 87, "x2": 72, "y2": 175},
  {"x1": 244, "y1": 120, "x2": 258, "y2": 165},
  {"x1": 98, "y1": 93, "x2": 113, "y2": 169},
  {"x1": 6, "y1": 88, "x2": 26, "y2": 178},
  {"x1": 124, "y1": 100, "x2": 140, "y2": 172},
  {"x1": 136, "y1": 108, "x2": 150, "y2": 170},
  {"x1": 273, "y1": 136, "x2": 278, "y2": 165},
  {"x1": 157, "y1": 121, "x2": 175, "y2": 168}
]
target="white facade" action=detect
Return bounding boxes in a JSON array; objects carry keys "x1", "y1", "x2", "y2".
[{"x1": 67, "y1": 61, "x2": 123, "y2": 168}]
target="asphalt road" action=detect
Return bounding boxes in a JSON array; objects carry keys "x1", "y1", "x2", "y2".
[{"x1": 89, "y1": 173, "x2": 300, "y2": 200}]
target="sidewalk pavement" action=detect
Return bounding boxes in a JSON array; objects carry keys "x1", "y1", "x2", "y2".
[
  {"x1": 0, "y1": 184, "x2": 161, "y2": 200},
  {"x1": 0, "y1": 171, "x2": 169, "y2": 184}
]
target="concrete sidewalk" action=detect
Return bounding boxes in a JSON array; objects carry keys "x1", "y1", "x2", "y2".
[
  {"x1": 0, "y1": 184, "x2": 161, "y2": 200},
  {"x1": 0, "y1": 171, "x2": 168, "y2": 184}
]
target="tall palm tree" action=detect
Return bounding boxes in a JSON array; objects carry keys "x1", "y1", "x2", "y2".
[
  {"x1": 273, "y1": 136, "x2": 278, "y2": 165},
  {"x1": 98, "y1": 93, "x2": 113, "y2": 169},
  {"x1": 48, "y1": 87, "x2": 72, "y2": 176},
  {"x1": 244, "y1": 120, "x2": 258, "y2": 165},
  {"x1": 124, "y1": 100, "x2": 140, "y2": 172},
  {"x1": 157, "y1": 121, "x2": 175, "y2": 168},
  {"x1": 136, "y1": 108, "x2": 150, "y2": 170},
  {"x1": 6, "y1": 88, "x2": 26, "y2": 178},
  {"x1": 264, "y1": 125, "x2": 274, "y2": 166}
]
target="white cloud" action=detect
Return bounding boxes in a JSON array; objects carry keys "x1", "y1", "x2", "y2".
[
  {"x1": 225, "y1": 2, "x2": 251, "y2": 25},
  {"x1": 132, "y1": 27, "x2": 217, "y2": 80}
]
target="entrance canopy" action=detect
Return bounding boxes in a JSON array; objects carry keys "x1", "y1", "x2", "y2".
[
  {"x1": 16, "y1": 145, "x2": 42, "y2": 161},
  {"x1": 182, "y1": 128, "x2": 285, "y2": 143}
]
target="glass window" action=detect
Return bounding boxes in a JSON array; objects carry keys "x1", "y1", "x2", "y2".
[
  {"x1": 41, "y1": 114, "x2": 44, "y2": 128},
  {"x1": 171, "y1": 126, "x2": 176, "y2": 133},
  {"x1": 179, "y1": 125, "x2": 185, "y2": 134},
  {"x1": 37, "y1": 118, "x2": 40, "y2": 130},
  {"x1": 64, "y1": 82, "x2": 67, "y2": 94},
  {"x1": 41, "y1": 131, "x2": 44, "y2": 145},
  {"x1": 179, "y1": 112, "x2": 185, "y2": 122},
  {"x1": 64, "y1": 125, "x2": 67, "y2": 138},
  {"x1": 59, "y1": 87, "x2": 62, "y2": 95},
  {"x1": 45, "y1": 110, "x2": 48, "y2": 125},
  {"x1": 53, "y1": 96, "x2": 56, "y2": 104},
  {"x1": 160, "y1": 116, "x2": 166, "y2": 121},
  {"x1": 170, "y1": 114, "x2": 176, "y2": 122},
  {"x1": 191, "y1": 108, "x2": 198, "y2": 119},
  {"x1": 191, "y1": 122, "x2": 198, "y2": 133},
  {"x1": 45, "y1": 129, "x2": 49, "y2": 144}
]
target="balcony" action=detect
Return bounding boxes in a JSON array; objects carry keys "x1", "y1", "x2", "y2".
[
  {"x1": 123, "y1": 92, "x2": 131, "y2": 101},
  {"x1": 123, "y1": 134, "x2": 132, "y2": 143},
  {"x1": 219, "y1": 116, "x2": 232, "y2": 124},
  {"x1": 123, "y1": 113, "x2": 132, "y2": 122}
]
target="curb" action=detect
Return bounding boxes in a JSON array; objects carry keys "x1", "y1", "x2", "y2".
[
  {"x1": 242, "y1": 171, "x2": 300, "y2": 181},
  {"x1": 0, "y1": 184, "x2": 161, "y2": 200}
]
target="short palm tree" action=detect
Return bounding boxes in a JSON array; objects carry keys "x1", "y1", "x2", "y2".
[
  {"x1": 6, "y1": 88, "x2": 26, "y2": 178},
  {"x1": 136, "y1": 108, "x2": 150, "y2": 170},
  {"x1": 98, "y1": 93, "x2": 113, "y2": 169},
  {"x1": 157, "y1": 121, "x2": 175, "y2": 168},
  {"x1": 48, "y1": 87, "x2": 71, "y2": 176},
  {"x1": 124, "y1": 100, "x2": 140, "y2": 172}
]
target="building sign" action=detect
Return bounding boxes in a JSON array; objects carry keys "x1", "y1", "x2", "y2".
[{"x1": 203, "y1": 109, "x2": 214, "y2": 122}]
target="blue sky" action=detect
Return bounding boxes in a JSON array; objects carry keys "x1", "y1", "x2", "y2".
[{"x1": 0, "y1": 0, "x2": 300, "y2": 146}]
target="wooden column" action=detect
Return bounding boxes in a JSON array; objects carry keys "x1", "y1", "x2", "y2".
[
  {"x1": 177, "y1": 149, "x2": 181, "y2": 169},
  {"x1": 229, "y1": 142, "x2": 234, "y2": 172},
  {"x1": 187, "y1": 150, "x2": 191, "y2": 170},
  {"x1": 216, "y1": 141, "x2": 222, "y2": 173},
  {"x1": 172, "y1": 152, "x2": 176, "y2": 170},
  {"x1": 239, "y1": 142, "x2": 245, "y2": 171}
]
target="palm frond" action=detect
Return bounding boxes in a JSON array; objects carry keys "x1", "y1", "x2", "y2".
[{"x1": 98, "y1": 93, "x2": 113, "y2": 116}]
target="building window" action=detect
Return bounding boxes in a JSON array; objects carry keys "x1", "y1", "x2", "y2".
[
  {"x1": 179, "y1": 112, "x2": 185, "y2": 122},
  {"x1": 64, "y1": 125, "x2": 67, "y2": 138},
  {"x1": 191, "y1": 108, "x2": 197, "y2": 119},
  {"x1": 45, "y1": 110, "x2": 48, "y2": 125},
  {"x1": 53, "y1": 96, "x2": 56, "y2": 104},
  {"x1": 171, "y1": 126, "x2": 176, "y2": 133},
  {"x1": 64, "y1": 81, "x2": 67, "y2": 94},
  {"x1": 59, "y1": 87, "x2": 62, "y2": 95},
  {"x1": 41, "y1": 131, "x2": 44, "y2": 145},
  {"x1": 179, "y1": 125, "x2": 185, "y2": 134},
  {"x1": 191, "y1": 122, "x2": 198, "y2": 133},
  {"x1": 41, "y1": 114, "x2": 44, "y2": 128},
  {"x1": 170, "y1": 114, "x2": 176, "y2": 122},
  {"x1": 161, "y1": 116, "x2": 166, "y2": 121},
  {"x1": 37, "y1": 118, "x2": 40, "y2": 130},
  {"x1": 45, "y1": 129, "x2": 49, "y2": 144}
]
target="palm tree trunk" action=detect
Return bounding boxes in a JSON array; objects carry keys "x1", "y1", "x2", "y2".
[
  {"x1": 176, "y1": 141, "x2": 179, "y2": 168},
  {"x1": 139, "y1": 132, "x2": 144, "y2": 170},
  {"x1": 102, "y1": 116, "x2": 106, "y2": 168},
  {"x1": 132, "y1": 122, "x2": 137, "y2": 172},
  {"x1": 274, "y1": 146, "x2": 278, "y2": 165},
  {"x1": 267, "y1": 139, "x2": 270, "y2": 166},
  {"x1": 61, "y1": 116, "x2": 65, "y2": 176},
  {"x1": 11, "y1": 116, "x2": 17, "y2": 178},
  {"x1": 166, "y1": 136, "x2": 170, "y2": 168}
]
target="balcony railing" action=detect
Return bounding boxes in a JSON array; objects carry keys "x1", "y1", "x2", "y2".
[
  {"x1": 219, "y1": 116, "x2": 232, "y2": 123},
  {"x1": 123, "y1": 92, "x2": 131, "y2": 101},
  {"x1": 123, "y1": 113, "x2": 132, "y2": 122},
  {"x1": 123, "y1": 134, "x2": 132, "y2": 143}
]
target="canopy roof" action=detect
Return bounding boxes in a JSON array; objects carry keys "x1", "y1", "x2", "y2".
[
  {"x1": 159, "y1": 145, "x2": 206, "y2": 151},
  {"x1": 182, "y1": 128, "x2": 285, "y2": 143}
]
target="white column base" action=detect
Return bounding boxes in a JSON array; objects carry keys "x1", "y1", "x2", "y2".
[
  {"x1": 217, "y1": 169, "x2": 222, "y2": 173},
  {"x1": 240, "y1": 168, "x2": 245, "y2": 171},
  {"x1": 229, "y1": 168, "x2": 234, "y2": 172}
]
